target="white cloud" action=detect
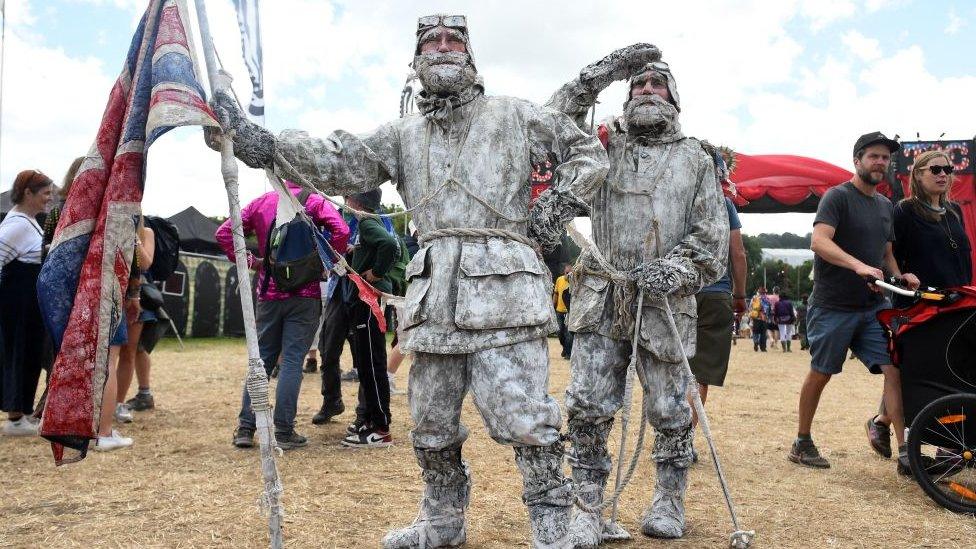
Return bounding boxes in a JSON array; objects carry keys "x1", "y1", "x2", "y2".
[
  {"x1": 841, "y1": 30, "x2": 882, "y2": 61},
  {"x1": 0, "y1": 22, "x2": 114, "y2": 194},
  {"x1": 799, "y1": 0, "x2": 857, "y2": 30},
  {"x1": 946, "y1": 8, "x2": 965, "y2": 35}
]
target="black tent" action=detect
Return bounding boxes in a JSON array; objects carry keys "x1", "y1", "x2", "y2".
[
  {"x1": 0, "y1": 189, "x2": 13, "y2": 214},
  {"x1": 166, "y1": 206, "x2": 223, "y2": 256}
]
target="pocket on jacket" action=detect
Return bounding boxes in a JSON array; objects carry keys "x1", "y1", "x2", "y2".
[
  {"x1": 639, "y1": 294, "x2": 698, "y2": 363},
  {"x1": 566, "y1": 274, "x2": 610, "y2": 332},
  {"x1": 454, "y1": 240, "x2": 552, "y2": 330},
  {"x1": 402, "y1": 245, "x2": 432, "y2": 330}
]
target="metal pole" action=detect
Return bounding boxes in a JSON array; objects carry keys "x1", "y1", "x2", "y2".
[
  {"x1": 661, "y1": 297, "x2": 754, "y2": 548},
  {"x1": 191, "y1": 1, "x2": 283, "y2": 547},
  {"x1": 0, "y1": 1, "x2": 7, "y2": 178}
]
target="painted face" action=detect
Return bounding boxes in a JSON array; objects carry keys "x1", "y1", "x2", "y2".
[
  {"x1": 630, "y1": 71, "x2": 672, "y2": 102},
  {"x1": 854, "y1": 144, "x2": 892, "y2": 186},
  {"x1": 918, "y1": 156, "x2": 953, "y2": 197},
  {"x1": 418, "y1": 27, "x2": 467, "y2": 54},
  {"x1": 414, "y1": 27, "x2": 477, "y2": 96},
  {"x1": 624, "y1": 93, "x2": 678, "y2": 136}
]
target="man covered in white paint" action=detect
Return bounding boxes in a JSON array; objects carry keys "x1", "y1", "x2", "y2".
[
  {"x1": 547, "y1": 48, "x2": 729, "y2": 546},
  {"x1": 208, "y1": 14, "x2": 609, "y2": 549}
]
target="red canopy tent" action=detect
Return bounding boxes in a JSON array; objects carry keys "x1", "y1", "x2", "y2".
[
  {"x1": 730, "y1": 154, "x2": 852, "y2": 213},
  {"x1": 729, "y1": 140, "x2": 976, "y2": 283}
]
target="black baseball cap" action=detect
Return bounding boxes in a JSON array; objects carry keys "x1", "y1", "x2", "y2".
[{"x1": 853, "y1": 131, "x2": 900, "y2": 157}]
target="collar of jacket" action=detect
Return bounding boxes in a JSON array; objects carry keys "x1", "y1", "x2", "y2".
[
  {"x1": 416, "y1": 83, "x2": 484, "y2": 123},
  {"x1": 613, "y1": 116, "x2": 685, "y2": 145}
]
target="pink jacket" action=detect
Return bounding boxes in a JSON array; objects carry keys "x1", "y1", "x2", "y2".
[{"x1": 216, "y1": 182, "x2": 349, "y2": 301}]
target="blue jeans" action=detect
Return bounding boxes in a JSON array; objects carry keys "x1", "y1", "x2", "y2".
[{"x1": 238, "y1": 297, "x2": 321, "y2": 433}]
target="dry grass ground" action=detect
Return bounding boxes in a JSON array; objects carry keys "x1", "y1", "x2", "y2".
[{"x1": 2, "y1": 337, "x2": 975, "y2": 548}]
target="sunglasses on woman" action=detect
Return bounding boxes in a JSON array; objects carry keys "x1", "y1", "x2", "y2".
[{"x1": 924, "y1": 165, "x2": 954, "y2": 175}]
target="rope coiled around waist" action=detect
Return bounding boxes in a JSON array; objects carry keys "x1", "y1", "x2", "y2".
[{"x1": 418, "y1": 227, "x2": 538, "y2": 250}]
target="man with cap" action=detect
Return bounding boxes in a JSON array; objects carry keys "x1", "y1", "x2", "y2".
[
  {"x1": 546, "y1": 49, "x2": 729, "y2": 545},
  {"x1": 207, "y1": 13, "x2": 609, "y2": 548},
  {"x1": 789, "y1": 132, "x2": 918, "y2": 473}
]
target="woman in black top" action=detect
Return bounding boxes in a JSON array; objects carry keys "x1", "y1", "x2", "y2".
[
  {"x1": 893, "y1": 150, "x2": 972, "y2": 307},
  {"x1": 0, "y1": 170, "x2": 53, "y2": 435}
]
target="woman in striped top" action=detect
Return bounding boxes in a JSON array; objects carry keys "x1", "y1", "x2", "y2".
[{"x1": 0, "y1": 169, "x2": 53, "y2": 436}]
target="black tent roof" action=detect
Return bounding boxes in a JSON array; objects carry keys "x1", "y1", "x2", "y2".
[{"x1": 166, "y1": 206, "x2": 224, "y2": 256}]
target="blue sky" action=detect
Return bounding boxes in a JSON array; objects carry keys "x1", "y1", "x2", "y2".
[{"x1": 2, "y1": 0, "x2": 975, "y2": 235}]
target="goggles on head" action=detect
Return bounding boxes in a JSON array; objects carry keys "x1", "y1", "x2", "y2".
[
  {"x1": 630, "y1": 61, "x2": 671, "y2": 85},
  {"x1": 417, "y1": 14, "x2": 467, "y2": 35}
]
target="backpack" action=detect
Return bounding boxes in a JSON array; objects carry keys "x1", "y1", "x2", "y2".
[
  {"x1": 385, "y1": 233, "x2": 411, "y2": 296},
  {"x1": 262, "y1": 190, "x2": 330, "y2": 294},
  {"x1": 774, "y1": 300, "x2": 795, "y2": 324},
  {"x1": 749, "y1": 295, "x2": 764, "y2": 320},
  {"x1": 143, "y1": 216, "x2": 180, "y2": 282}
]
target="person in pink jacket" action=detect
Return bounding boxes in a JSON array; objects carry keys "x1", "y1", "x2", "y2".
[{"x1": 216, "y1": 180, "x2": 349, "y2": 450}]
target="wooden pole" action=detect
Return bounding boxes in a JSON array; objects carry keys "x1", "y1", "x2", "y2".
[{"x1": 190, "y1": 1, "x2": 284, "y2": 547}]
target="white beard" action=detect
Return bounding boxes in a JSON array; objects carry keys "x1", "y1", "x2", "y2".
[
  {"x1": 414, "y1": 52, "x2": 478, "y2": 96},
  {"x1": 624, "y1": 94, "x2": 679, "y2": 136}
]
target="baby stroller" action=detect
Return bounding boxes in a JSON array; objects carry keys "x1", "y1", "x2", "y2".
[{"x1": 877, "y1": 280, "x2": 976, "y2": 514}]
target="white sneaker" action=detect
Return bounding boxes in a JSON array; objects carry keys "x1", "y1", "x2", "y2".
[
  {"x1": 388, "y1": 373, "x2": 405, "y2": 395},
  {"x1": 2, "y1": 417, "x2": 39, "y2": 436},
  {"x1": 114, "y1": 403, "x2": 134, "y2": 423},
  {"x1": 94, "y1": 430, "x2": 133, "y2": 451}
]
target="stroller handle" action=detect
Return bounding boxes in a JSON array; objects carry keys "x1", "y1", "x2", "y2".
[{"x1": 874, "y1": 279, "x2": 917, "y2": 297}]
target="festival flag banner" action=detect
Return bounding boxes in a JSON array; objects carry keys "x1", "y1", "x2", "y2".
[
  {"x1": 36, "y1": 0, "x2": 218, "y2": 465},
  {"x1": 347, "y1": 271, "x2": 388, "y2": 332},
  {"x1": 232, "y1": 0, "x2": 264, "y2": 123}
]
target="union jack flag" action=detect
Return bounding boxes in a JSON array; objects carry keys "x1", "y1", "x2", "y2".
[{"x1": 37, "y1": 0, "x2": 217, "y2": 464}]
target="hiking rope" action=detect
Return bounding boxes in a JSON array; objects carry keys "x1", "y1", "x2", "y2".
[
  {"x1": 419, "y1": 227, "x2": 537, "y2": 249},
  {"x1": 563, "y1": 221, "x2": 649, "y2": 520}
]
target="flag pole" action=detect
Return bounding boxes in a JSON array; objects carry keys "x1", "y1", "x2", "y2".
[
  {"x1": 0, "y1": 0, "x2": 7, "y2": 180},
  {"x1": 190, "y1": 1, "x2": 284, "y2": 548}
]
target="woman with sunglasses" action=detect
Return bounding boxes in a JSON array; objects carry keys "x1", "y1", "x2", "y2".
[
  {"x1": 892, "y1": 150, "x2": 972, "y2": 307},
  {"x1": 867, "y1": 150, "x2": 973, "y2": 471},
  {"x1": 0, "y1": 170, "x2": 53, "y2": 436}
]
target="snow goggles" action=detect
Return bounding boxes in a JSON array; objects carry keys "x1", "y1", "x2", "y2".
[
  {"x1": 630, "y1": 61, "x2": 671, "y2": 84},
  {"x1": 924, "y1": 165, "x2": 955, "y2": 175},
  {"x1": 417, "y1": 15, "x2": 467, "y2": 34}
]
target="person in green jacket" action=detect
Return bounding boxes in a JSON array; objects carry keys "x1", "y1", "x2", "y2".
[{"x1": 336, "y1": 189, "x2": 399, "y2": 447}]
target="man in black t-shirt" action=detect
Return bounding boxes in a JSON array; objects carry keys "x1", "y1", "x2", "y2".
[{"x1": 789, "y1": 132, "x2": 920, "y2": 474}]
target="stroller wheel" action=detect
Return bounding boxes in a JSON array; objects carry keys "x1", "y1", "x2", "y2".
[{"x1": 907, "y1": 393, "x2": 976, "y2": 515}]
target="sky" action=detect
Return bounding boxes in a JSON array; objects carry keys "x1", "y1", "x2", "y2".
[{"x1": 1, "y1": 0, "x2": 975, "y2": 235}]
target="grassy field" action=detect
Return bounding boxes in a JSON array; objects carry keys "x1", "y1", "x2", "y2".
[{"x1": 2, "y1": 337, "x2": 975, "y2": 548}]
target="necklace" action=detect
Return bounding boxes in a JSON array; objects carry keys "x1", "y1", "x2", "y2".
[
  {"x1": 939, "y1": 212, "x2": 959, "y2": 250},
  {"x1": 918, "y1": 198, "x2": 947, "y2": 214}
]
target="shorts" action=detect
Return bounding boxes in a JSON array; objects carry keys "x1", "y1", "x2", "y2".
[
  {"x1": 778, "y1": 324, "x2": 794, "y2": 341},
  {"x1": 807, "y1": 302, "x2": 891, "y2": 375},
  {"x1": 688, "y1": 292, "x2": 734, "y2": 386},
  {"x1": 110, "y1": 318, "x2": 128, "y2": 346}
]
